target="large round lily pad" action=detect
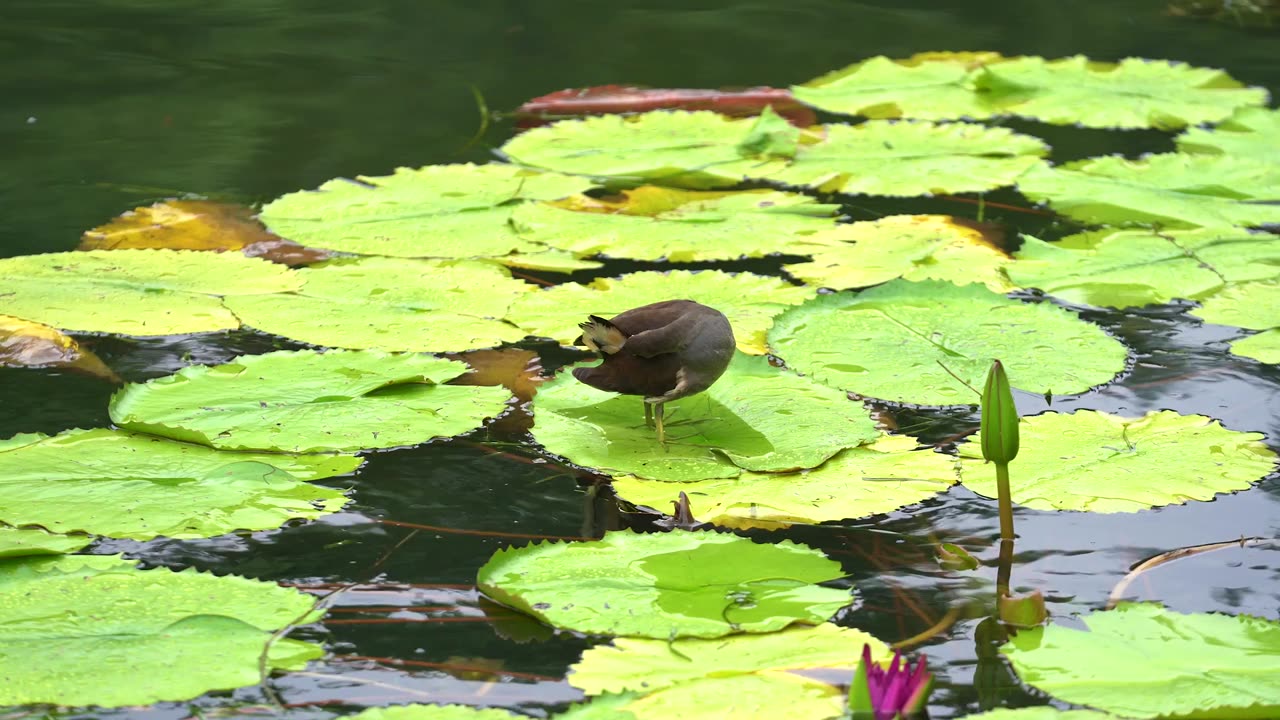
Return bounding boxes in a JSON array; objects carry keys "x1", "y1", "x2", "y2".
[
  {"x1": 109, "y1": 350, "x2": 512, "y2": 452},
  {"x1": 531, "y1": 354, "x2": 880, "y2": 481},
  {"x1": 0, "y1": 554, "x2": 322, "y2": 707},
  {"x1": 958, "y1": 410, "x2": 1277, "y2": 512},
  {"x1": 768, "y1": 280, "x2": 1128, "y2": 405},
  {"x1": 477, "y1": 530, "x2": 851, "y2": 639}
]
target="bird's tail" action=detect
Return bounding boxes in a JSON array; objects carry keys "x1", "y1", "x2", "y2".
[{"x1": 578, "y1": 315, "x2": 626, "y2": 355}]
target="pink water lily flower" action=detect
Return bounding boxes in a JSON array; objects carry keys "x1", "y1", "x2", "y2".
[{"x1": 850, "y1": 643, "x2": 933, "y2": 720}]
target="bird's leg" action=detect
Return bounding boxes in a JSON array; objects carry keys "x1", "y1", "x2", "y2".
[
  {"x1": 654, "y1": 401, "x2": 666, "y2": 444},
  {"x1": 645, "y1": 402, "x2": 654, "y2": 428}
]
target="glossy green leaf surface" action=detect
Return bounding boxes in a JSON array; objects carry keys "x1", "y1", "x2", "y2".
[
  {"x1": 0, "y1": 554, "x2": 321, "y2": 707},
  {"x1": 792, "y1": 53, "x2": 999, "y2": 120},
  {"x1": 958, "y1": 410, "x2": 1277, "y2": 512},
  {"x1": 1191, "y1": 278, "x2": 1280, "y2": 330},
  {"x1": 1177, "y1": 106, "x2": 1280, "y2": 163},
  {"x1": 109, "y1": 350, "x2": 512, "y2": 452},
  {"x1": 531, "y1": 354, "x2": 880, "y2": 481},
  {"x1": 611, "y1": 435, "x2": 957, "y2": 529},
  {"x1": 1230, "y1": 329, "x2": 1280, "y2": 364},
  {"x1": 259, "y1": 163, "x2": 594, "y2": 258},
  {"x1": 477, "y1": 530, "x2": 851, "y2": 639},
  {"x1": 349, "y1": 705, "x2": 524, "y2": 720},
  {"x1": 1003, "y1": 603, "x2": 1280, "y2": 718},
  {"x1": 0, "y1": 526, "x2": 92, "y2": 558},
  {"x1": 768, "y1": 280, "x2": 1127, "y2": 405}
]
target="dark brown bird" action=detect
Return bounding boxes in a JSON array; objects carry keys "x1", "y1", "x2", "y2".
[{"x1": 572, "y1": 300, "x2": 735, "y2": 443}]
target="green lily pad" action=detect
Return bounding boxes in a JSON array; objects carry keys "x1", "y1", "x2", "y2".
[
  {"x1": 976, "y1": 55, "x2": 1267, "y2": 129},
  {"x1": 962, "y1": 711, "x2": 1122, "y2": 720},
  {"x1": 1177, "y1": 106, "x2": 1280, "y2": 163},
  {"x1": 0, "y1": 554, "x2": 322, "y2": 707},
  {"x1": 500, "y1": 111, "x2": 766, "y2": 189},
  {"x1": 1008, "y1": 227, "x2": 1280, "y2": 308},
  {"x1": 0, "y1": 526, "x2": 92, "y2": 558},
  {"x1": 511, "y1": 188, "x2": 840, "y2": 262},
  {"x1": 1230, "y1": 329, "x2": 1280, "y2": 364},
  {"x1": 782, "y1": 214, "x2": 1014, "y2": 292},
  {"x1": 477, "y1": 530, "x2": 851, "y2": 639},
  {"x1": 226, "y1": 257, "x2": 533, "y2": 352},
  {"x1": 611, "y1": 673, "x2": 845, "y2": 720},
  {"x1": 758, "y1": 120, "x2": 1047, "y2": 197},
  {"x1": 958, "y1": 410, "x2": 1277, "y2": 512},
  {"x1": 1017, "y1": 154, "x2": 1280, "y2": 229},
  {"x1": 349, "y1": 705, "x2": 524, "y2": 720},
  {"x1": 259, "y1": 163, "x2": 594, "y2": 259},
  {"x1": 505, "y1": 269, "x2": 812, "y2": 355},
  {"x1": 792, "y1": 53, "x2": 1001, "y2": 121},
  {"x1": 109, "y1": 350, "x2": 512, "y2": 452},
  {"x1": 1191, "y1": 278, "x2": 1280, "y2": 330},
  {"x1": 0, "y1": 249, "x2": 300, "y2": 336},
  {"x1": 495, "y1": 249, "x2": 605, "y2": 273},
  {"x1": 0, "y1": 428, "x2": 354, "y2": 540},
  {"x1": 570, "y1": 622, "x2": 891, "y2": 695},
  {"x1": 768, "y1": 280, "x2": 1127, "y2": 405},
  {"x1": 1003, "y1": 603, "x2": 1280, "y2": 718},
  {"x1": 532, "y1": 353, "x2": 879, "y2": 481},
  {"x1": 611, "y1": 435, "x2": 957, "y2": 529}
]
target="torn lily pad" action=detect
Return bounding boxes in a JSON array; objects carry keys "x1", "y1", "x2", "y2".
[
  {"x1": 109, "y1": 350, "x2": 512, "y2": 452},
  {"x1": 611, "y1": 435, "x2": 957, "y2": 529},
  {"x1": 1177, "y1": 106, "x2": 1280, "y2": 163},
  {"x1": 225, "y1": 257, "x2": 533, "y2": 352},
  {"x1": 511, "y1": 188, "x2": 839, "y2": 262},
  {"x1": 1008, "y1": 227, "x2": 1280, "y2": 308},
  {"x1": 1017, "y1": 154, "x2": 1280, "y2": 229},
  {"x1": 782, "y1": 215, "x2": 1013, "y2": 292},
  {"x1": 0, "y1": 428, "x2": 359, "y2": 539},
  {"x1": 768, "y1": 280, "x2": 1127, "y2": 405},
  {"x1": 531, "y1": 354, "x2": 879, "y2": 481},
  {"x1": 0, "y1": 554, "x2": 322, "y2": 707},
  {"x1": 976, "y1": 55, "x2": 1268, "y2": 129},
  {"x1": 0, "y1": 527, "x2": 92, "y2": 558},
  {"x1": 792, "y1": 52, "x2": 1003, "y2": 121},
  {"x1": 477, "y1": 530, "x2": 851, "y2": 639},
  {"x1": 1003, "y1": 603, "x2": 1280, "y2": 719},
  {"x1": 958, "y1": 410, "x2": 1277, "y2": 512},
  {"x1": 259, "y1": 163, "x2": 594, "y2": 259},
  {"x1": 505, "y1": 269, "x2": 812, "y2": 355},
  {"x1": 0, "y1": 249, "x2": 300, "y2": 336}
]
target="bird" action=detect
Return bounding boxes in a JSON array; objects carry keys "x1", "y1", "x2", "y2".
[{"x1": 572, "y1": 300, "x2": 735, "y2": 443}]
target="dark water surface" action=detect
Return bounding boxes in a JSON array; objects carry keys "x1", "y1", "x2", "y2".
[{"x1": 3, "y1": 1, "x2": 1279, "y2": 718}]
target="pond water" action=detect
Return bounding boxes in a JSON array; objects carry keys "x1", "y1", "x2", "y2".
[{"x1": 4, "y1": 1, "x2": 1279, "y2": 718}]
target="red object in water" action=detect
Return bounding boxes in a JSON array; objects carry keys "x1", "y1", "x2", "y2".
[{"x1": 513, "y1": 85, "x2": 817, "y2": 128}]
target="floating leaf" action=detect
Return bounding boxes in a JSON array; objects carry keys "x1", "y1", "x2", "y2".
[
  {"x1": 505, "y1": 269, "x2": 812, "y2": 355},
  {"x1": 0, "y1": 314, "x2": 120, "y2": 382},
  {"x1": 511, "y1": 188, "x2": 839, "y2": 262},
  {"x1": 1177, "y1": 106, "x2": 1280, "y2": 163},
  {"x1": 477, "y1": 530, "x2": 851, "y2": 639},
  {"x1": 500, "y1": 111, "x2": 766, "y2": 189},
  {"x1": 1017, "y1": 154, "x2": 1280, "y2": 229},
  {"x1": 349, "y1": 705, "x2": 524, "y2": 720},
  {"x1": 0, "y1": 428, "x2": 359, "y2": 539},
  {"x1": 768, "y1": 280, "x2": 1127, "y2": 405},
  {"x1": 0, "y1": 249, "x2": 301, "y2": 336},
  {"x1": 1230, "y1": 329, "x2": 1280, "y2": 364},
  {"x1": 1008, "y1": 227, "x2": 1280, "y2": 308},
  {"x1": 259, "y1": 163, "x2": 593, "y2": 259},
  {"x1": 226, "y1": 257, "x2": 533, "y2": 352},
  {"x1": 532, "y1": 354, "x2": 879, "y2": 481},
  {"x1": 958, "y1": 410, "x2": 1277, "y2": 512},
  {"x1": 736, "y1": 106, "x2": 801, "y2": 159},
  {"x1": 614, "y1": 673, "x2": 844, "y2": 720},
  {"x1": 109, "y1": 350, "x2": 512, "y2": 452},
  {"x1": 494, "y1": 249, "x2": 604, "y2": 273},
  {"x1": 757, "y1": 120, "x2": 1047, "y2": 197},
  {"x1": 976, "y1": 55, "x2": 1268, "y2": 129},
  {"x1": 1002, "y1": 603, "x2": 1280, "y2": 718},
  {"x1": 0, "y1": 527, "x2": 92, "y2": 558},
  {"x1": 0, "y1": 554, "x2": 321, "y2": 707},
  {"x1": 792, "y1": 53, "x2": 1002, "y2": 120},
  {"x1": 611, "y1": 436, "x2": 957, "y2": 529},
  {"x1": 961, "y1": 710, "x2": 1121, "y2": 720},
  {"x1": 1191, "y1": 278, "x2": 1280, "y2": 330},
  {"x1": 782, "y1": 215, "x2": 1013, "y2": 292},
  {"x1": 571, "y1": 623, "x2": 890, "y2": 695}
]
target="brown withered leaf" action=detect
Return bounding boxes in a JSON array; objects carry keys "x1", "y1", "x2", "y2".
[
  {"x1": 0, "y1": 315, "x2": 122, "y2": 383},
  {"x1": 444, "y1": 348, "x2": 544, "y2": 433},
  {"x1": 80, "y1": 199, "x2": 331, "y2": 267}
]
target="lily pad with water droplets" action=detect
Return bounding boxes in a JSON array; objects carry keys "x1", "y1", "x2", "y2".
[
  {"x1": 768, "y1": 280, "x2": 1127, "y2": 406},
  {"x1": 531, "y1": 353, "x2": 879, "y2": 481},
  {"x1": 477, "y1": 529, "x2": 851, "y2": 639},
  {"x1": 958, "y1": 410, "x2": 1277, "y2": 512},
  {"x1": 1003, "y1": 603, "x2": 1280, "y2": 719},
  {"x1": 109, "y1": 350, "x2": 512, "y2": 452},
  {"x1": 611, "y1": 435, "x2": 957, "y2": 529},
  {"x1": 0, "y1": 554, "x2": 322, "y2": 707}
]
